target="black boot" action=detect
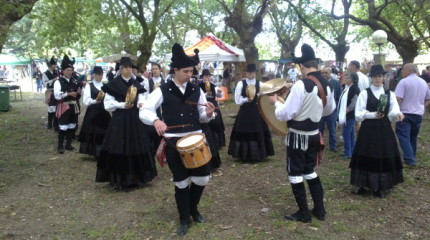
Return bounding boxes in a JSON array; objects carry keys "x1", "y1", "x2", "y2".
[
  {"x1": 57, "y1": 131, "x2": 66, "y2": 154},
  {"x1": 284, "y1": 182, "x2": 311, "y2": 223},
  {"x1": 47, "y1": 112, "x2": 54, "y2": 129},
  {"x1": 175, "y1": 186, "x2": 191, "y2": 236},
  {"x1": 65, "y1": 130, "x2": 75, "y2": 151},
  {"x1": 307, "y1": 177, "x2": 326, "y2": 221},
  {"x1": 190, "y1": 183, "x2": 207, "y2": 223}
]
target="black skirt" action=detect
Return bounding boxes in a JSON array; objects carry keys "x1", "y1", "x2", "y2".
[
  {"x1": 349, "y1": 118, "x2": 403, "y2": 191},
  {"x1": 208, "y1": 98, "x2": 226, "y2": 147},
  {"x1": 228, "y1": 101, "x2": 274, "y2": 161},
  {"x1": 201, "y1": 123, "x2": 221, "y2": 170},
  {"x1": 96, "y1": 107, "x2": 157, "y2": 187},
  {"x1": 78, "y1": 103, "x2": 111, "y2": 157}
]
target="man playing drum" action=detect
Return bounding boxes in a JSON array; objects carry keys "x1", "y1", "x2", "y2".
[
  {"x1": 140, "y1": 43, "x2": 216, "y2": 236},
  {"x1": 269, "y1": 44, "x2": 335, "y2": 223}
]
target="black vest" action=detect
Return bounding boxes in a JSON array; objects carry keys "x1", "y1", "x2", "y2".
[
  {"x1": 89, "y1": 82, "x2": 103, "y2": 99},
  {"x1": 58, "y1": 77, "x2": 78, "y2": 102},
  {"x1": 241, "y1": 79, "x2": 260, "y2": 103},
  {"x1": 45, "y1": 70, "x2": 57, "y2": 89},
  {"x1": 160, "y1": 81, "x2": 201, "y2": 133},
  {"x1": 149, "y1": 77, "x2": 165, "y2": 93},
  {"x1": 287, "y1": 71, "x2": 330, "y2": 131}
]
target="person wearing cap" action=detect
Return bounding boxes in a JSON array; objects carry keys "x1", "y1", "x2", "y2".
[
  {"x1": 228, "y1": 63, "x2": 275, "y2": 162},
  {"x1": 199, "y1": 69, "x2": 225, "y2": 170},
  {"x1": 78, "y1": 66, "x2": 111, "y2": 160},
  {"x1": 54, "y1": 55, "x2": 81, "y2": 154},
  {"x1": 268, "y1": 44, "x2": 336, "y2": 223},
  {"x1": 351, "y1": 64, "x2": 404, "y2": 198},
  {"x1": 140, "y1": 43, "x2": 216, "y2": 236},
  {"x1": 43, "y1": 56, "x2": 59, "y2": 130},
  {"x1": 96, "y1": 57, "x2": 156, "y2": 191}
]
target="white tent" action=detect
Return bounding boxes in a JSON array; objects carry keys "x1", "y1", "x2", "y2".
[{"x1": 164, "y1": 34, "x2": 246, "y2": 62}]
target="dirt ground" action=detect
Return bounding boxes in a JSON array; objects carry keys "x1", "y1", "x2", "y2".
[{"x1": 0, "y1": 92, "x2": 429, "y2": 240}]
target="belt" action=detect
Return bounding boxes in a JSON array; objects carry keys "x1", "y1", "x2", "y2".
[{"x1": 63, "y1": 100, "x2": 80, "y2": 114}]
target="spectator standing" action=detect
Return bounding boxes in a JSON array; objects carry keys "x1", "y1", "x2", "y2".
[
  {"x1": 348, "y1": 60, "x2": 369, "y2": 91},
  {"x1": 395, "y1": 63, "x2": 430, "y2": 166}
]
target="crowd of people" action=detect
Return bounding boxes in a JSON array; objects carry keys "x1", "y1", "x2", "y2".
[{"x1": 39, "y1": 43, "x2": 430, "y2": 236}]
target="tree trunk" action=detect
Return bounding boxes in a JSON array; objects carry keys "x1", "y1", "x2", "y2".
[
  {"x1": 332, "y1": 43, "x2": 349, "y2": 70},
  {"x1": 280, "y1": 41, "x2": 298, "y2": 78},
  {"x1": 395, "y1": 41, "x2": 419, "y2": 65},
  {"x1": 240, "y1": 42, "x2": 260, "y2": 78}
]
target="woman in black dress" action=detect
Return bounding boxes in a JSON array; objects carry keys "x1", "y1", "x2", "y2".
[{"x1": 350, "y1": 65, "x2": 404, "y2": 198}]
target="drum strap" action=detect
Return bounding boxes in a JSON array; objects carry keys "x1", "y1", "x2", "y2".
[{"x1": 307, "y1": 76, "x2": 327, "y2": 107}]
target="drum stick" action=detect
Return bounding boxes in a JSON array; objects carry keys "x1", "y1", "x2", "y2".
[
  {"x1": 185, "y1": 101, "x2": 220, "y2": 110},
  {"x1": 166, "y1": 124, "x2": 191, "y2": 130}
]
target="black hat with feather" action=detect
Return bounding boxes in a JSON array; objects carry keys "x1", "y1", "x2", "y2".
[
  {"x1": 170, "y1": 43, "x2": 199, "y2": 69},
  {"x1": 292, "y1": 44, "x2": 317, "y2": 64},
  {"x1": 48, "y1": 56, "x2": 57, "y2": 66},
  {"x1": 61, "y1": 54, "x2": 75, "y2": 70}
]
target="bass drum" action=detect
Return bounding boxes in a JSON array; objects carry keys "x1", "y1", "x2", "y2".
[{"x1": 257, "y1": 95, "x2": 288, "y2": 135}]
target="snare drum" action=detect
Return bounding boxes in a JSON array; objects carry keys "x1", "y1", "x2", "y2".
[{"x1": 176, "y1": 133, "x2": 212, "y2": 169}]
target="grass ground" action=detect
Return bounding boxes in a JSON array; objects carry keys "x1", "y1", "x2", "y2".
[{"x1": 0, "y1": 92, "x2": 429, "y2": 240}]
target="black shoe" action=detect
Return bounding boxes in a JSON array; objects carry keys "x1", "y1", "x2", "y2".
[
  {"x1": 65, "y1": 145, "x2": 75, "y2": 151},
  {"x1": 373, "y1": 190, "x2": 385, "y2": 198},
  {"x1": 352, "y1": 187, "x2": 366, "y2": 195},
  {"x1": 176, "y1": 222, "x2": 189, "y2": 236},
  {"x1": 57, "y1": 146, "x2": 65, "y2": 154},
  {"x1": 192, "y1": 213, "x2": 207, "y2": 223},
  {"x1": 311, "y1": 208, "x2": 325, "y2": 221},
  {"x1": 284, "y1": 211, "x2": 311, "y2": 223}
]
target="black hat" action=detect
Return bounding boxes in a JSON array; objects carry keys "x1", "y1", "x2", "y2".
[
  {"x1": 169, "y1": 67, "x2": 175, "y2": 75},
  {"x1": 132, "y1": 64, "x2": 138, "y2": 69},
  {"x1": 193, "y1": 67, "x2": 199, "y2": 76},
  {"x1": 369, "y1": 64, "x2": 387, "y2": 77},
  {"x1": 245, "y1": 63, "x2": 257, "y2": 72},
  {"x1": 193, "y1": 49, "x2": 200, "y2": 63},
  {"x1": 49, "y1": 56, "x2": 57, "y2": 65},
  {"x1": 93, "y1": 66, "x2": 103, "y2": 75},
  {"x1": 201, "y1": 69, "x2": 211, "y2": 76},
  {"x1": 170, "y1": 43, "x2": 199, "y2": 69},
  {"x1": 61, "y1": 54, "x2": 75, "y2": 70},
  {"x1": 119, "y1": 57, "x2": 133, "y2": 67},
  {"x1": 292, "y1": 44, "x2": 316, "y2": 64}
]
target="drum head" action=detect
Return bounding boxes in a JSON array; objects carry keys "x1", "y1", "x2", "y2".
[
  {"x1": 177, "y1": 134, "x2": 203, "y2": 147},
  {"x1": 257, "y1": 95, "x2": 288, "y2": 135}
]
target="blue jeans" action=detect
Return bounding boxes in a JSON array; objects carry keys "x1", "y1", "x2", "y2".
[
  {"x1": 36, "y1": 79, "x2": 43, "y2": 92},
  {"x1": 396, "y1": 114, "x2": 422, "y2": 165},
  {"x1": 342, "y1": 119, "x2": 355, "y2": 157},
  {"x1": 319, "y1": 110, "x2": 337, "y2": 150}
]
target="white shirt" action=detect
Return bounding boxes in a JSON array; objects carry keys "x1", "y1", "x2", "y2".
[
  {"x1": 140, "y1": 80, "x2": 215, "y2": 137},
  {"x1": 42, "y1": 70, "x2": 56, "y2": 87},
  {"x1": 83, "y1": 81, "x2": 103, "y2": 106},
  {"x1": 234, "y1": 78, "x2": 256, "y2": 105},
  {"x1": 357, "y1": 71, "x2": 370, "y2": 91},
  {"x1": 53, "y1": 78, "x2": 71, "y2": 100},
  {"x1": 103, "y1": 77, "x2": 145, "y2": 112},
  {"x1": 274, "y1": 79, "x2": 336, "y2": 135},
  {"x1": 288, "y1": 68, "x2": 298, "y2": 80},
  {"x1": 355, "y1": 84, "x2": 401, "y2": 122}
]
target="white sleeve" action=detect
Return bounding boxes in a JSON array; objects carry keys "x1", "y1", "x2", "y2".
[
  {"x1": 54, "y1": 80, "x2": 67, "y2": 100},
  {"x1": 388, "y1": 91, "x2": 401, "y2": 121},
  {"x1": 234, "y1": 81, "x2": 249, "y2": 105},
  {"x1": 139, "y1": 88, "x2": 163, "y2": 125},
  {"x1": 83, "y1": 85, "x2": 96, "y2": 106},
  {"x1": 322, "y1": 86, "x2": 336, "y2": 117},
  {"x1": 104, "y1": 92, "x2": 126, "y2": 112},
  {"x1": 42, "y1": 73, "x2": 50, "y2": 87},
  {"x1": 355, "y1": 90, "x2": 377, "y2": 122},
  {"x1": 137, "y1": 92, "x2": 145, "y2": 105},
  {"x1": 274, "y1": 81, "x2": 305, "y2": 122},
  {"x1": 198, "y1": 89, "x2": 215, "y2": 123}
]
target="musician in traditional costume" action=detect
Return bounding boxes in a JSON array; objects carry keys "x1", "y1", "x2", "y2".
[
  {"x1": 78, "y1": 66, "x2": 111, "y2": 160},
  {"x1": 96, "y1": 57, "x2": 156, "y2": 191},
  {"x1": 269, "y1": 44, "x2": 335, "y2": 222},
  {"x1": 140, "y1": 43, "x2": 216, "y2": 236},
  {"x1": 350, "y1": 65, "x2": 404, "y2": 198},
  {"x1": 144, "y1": 62, "x2": 167, "y2": 157},
  {"x1": 228, "y1": 63, "x2": 275, "y2": 162},
  {"x1": 54, "y1": 55, "x2": 81, "y2": 154},
  {"x1": 199, "y1": 69, "x2": 225, "y2": 170},
  {"x1": 43, "y1": 56, "x2": 59, "y2": 130}
]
